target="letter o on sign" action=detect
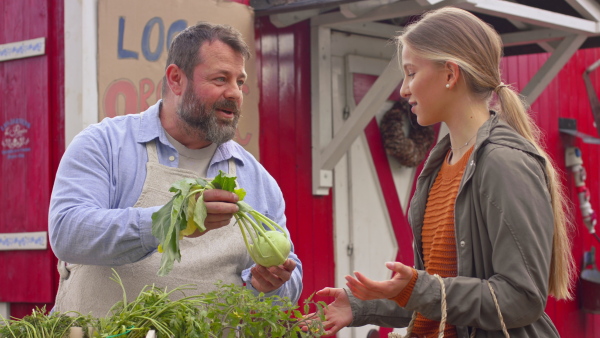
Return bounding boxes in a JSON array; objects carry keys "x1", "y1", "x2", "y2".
[
  {"x1": 104, "y1": 79, "x2": 138, "y2": 117},
  {"x1": 142, "y1": 17, "x2": 165, "y2": 62}
]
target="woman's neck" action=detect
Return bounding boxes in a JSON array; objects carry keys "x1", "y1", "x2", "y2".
[{"x1": 446, "y1": 101, "x2": 490, "y2": 151}]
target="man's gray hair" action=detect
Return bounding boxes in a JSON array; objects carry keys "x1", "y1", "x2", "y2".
[{"x1": 162, "y1": 22, "x2": 250, "y2": 96}]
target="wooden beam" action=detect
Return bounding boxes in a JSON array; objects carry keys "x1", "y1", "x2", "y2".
[
  {"x1": 321, "y1": 59, "x2": 403, "y2": 171},
  {"x1": 312, "y1": 0, "x2": 431, "y2": 27},
  {"x1": 565, "y1": 0, "x2": 600, "y2": 21},
  {"x1": 501, "y1": 28, "x2": 571, "y2": 47},
  {"x1": 270, "y1": 8, "x2": 324, "y2": 28},
  {"x1": 340, "y1": 0, "x2": 399, "y2": 18},
  {"x1": 333, "y1": 21, "x2": 400, "y2": 39},
  {"x1": 460, "y1": 0, "x2": 599, "y2": 35},
  {"x1": 311, "y1": 25, "x2": 334, "y2": 195},
  {"x1": 522, "y1": 34, "x2": 587, "y2": 104}
]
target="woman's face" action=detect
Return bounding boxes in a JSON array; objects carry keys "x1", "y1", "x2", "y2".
[{"x1": 399, "y1": 45, "x2": 450, "y2": 126}]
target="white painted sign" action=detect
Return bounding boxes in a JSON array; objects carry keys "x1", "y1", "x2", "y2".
[
  {"x1": 0, "y1": 231, "x2": 47, "y2": 251},
  {"x1": 0, "y1": 37, "x2": 46, "y2": 62}
]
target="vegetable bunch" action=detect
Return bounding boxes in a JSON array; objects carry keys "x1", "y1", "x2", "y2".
[{"x1": 151, "y1": 171, "x2": 291, "y2": 276}]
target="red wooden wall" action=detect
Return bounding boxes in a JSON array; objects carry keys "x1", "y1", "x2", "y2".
[
  {"x1": 255, "y1": 17, "x2": 336, "y2": 308},
  {"x1": 0, "y1": 0, "x2": 64, "y2": 318},
  {"x1": 500, "y1": 50, "x2": 600, "y2": 337}
]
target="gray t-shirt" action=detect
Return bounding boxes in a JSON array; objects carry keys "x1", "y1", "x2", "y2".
[{"x1": 165, "y1": 132, "x2": 218, "y2": 177}]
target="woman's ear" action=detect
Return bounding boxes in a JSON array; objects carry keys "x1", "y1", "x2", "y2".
[
  {"x1": 165, "y1": 64, "x2": 186, "y2": 97},
  {"x1": 444, "y1": 61, "x2": 460, "y2": 89}
]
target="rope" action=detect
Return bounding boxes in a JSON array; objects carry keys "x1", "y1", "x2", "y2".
[
  {"x1": 435, "y1": 274, "x2": 447, "y2": 338},
  {"x1": 469, "y1": 281, "x2": 510, "y2": 338},
  {"x1": 390, "y1": 278, "x2": 511, "y2": 338},
  {"x1": 403, "y1": 312, "x2": 418, "y2": 338},
  {"x1": 487, "y1": 281, "x2": 510, "y2": 338}
]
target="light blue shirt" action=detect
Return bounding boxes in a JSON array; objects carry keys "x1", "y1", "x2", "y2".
[{"x1": 49, "y1": 100, "x2": 303, "y2": 302}]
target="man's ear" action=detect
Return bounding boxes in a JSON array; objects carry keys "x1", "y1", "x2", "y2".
[
  {"x1": 444, "y1": 61, "x2": 460, "y2": 89},
  {"x1": 165, "y1": 64, "x2": 186, "y2": 96}
]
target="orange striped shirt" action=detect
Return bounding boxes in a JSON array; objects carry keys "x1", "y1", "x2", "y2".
[{"x1": 391, "y1": 147, "x2": 474, "y2": 338}]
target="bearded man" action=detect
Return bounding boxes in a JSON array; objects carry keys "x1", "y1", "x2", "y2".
[{"x1": 49, "y1": 22, "x2": 302, "y2": 317}]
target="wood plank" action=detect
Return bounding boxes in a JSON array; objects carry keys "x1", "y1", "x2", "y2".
[
  {"x1": 257, "y1": 18, "x2": 281, "y2": 180},
  {"x1": 0, "y1": 0, "x2": 58, "y2": 305},
  {"x1": 277, "y1": 24, "x2": 299, "y2": 258}
]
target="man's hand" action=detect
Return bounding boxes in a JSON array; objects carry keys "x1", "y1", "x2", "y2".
[
  {"x1": 187, "y1": 189, "x2": 238, "y2": 237},
  {"x1": 301, "y1": 287, "x2": 353, "y2": 336},
  {"x1": 250, "y1": 258, "x2": 296, "y2": 293},
  {"x1": 345, "y1": 262, "x2": 414, "y2": 300}
]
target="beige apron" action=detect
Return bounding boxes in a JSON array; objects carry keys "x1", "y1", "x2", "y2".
[{"x1": 54, "y1": 140, "x2": 252, "y2": 317}]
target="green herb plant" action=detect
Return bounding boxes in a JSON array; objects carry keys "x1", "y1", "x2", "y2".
[
  {"x1": 93, "y1": 271, "x2": 212, "y2": 338},
  {"x1": 99, "y1": 270, "x2": 326, "y2": 338},
  {"x1": 0, "y1": 270, "x2": 327, "y2": 338},
  {"x1": 151, "y1": 170, "x2": 292, "y2": 276},
  {"x1": 0, "y1": 306, "x2": 95, "y2": 338},
  {"x1": 202, "y1": 283, "x2": 326, "y2": 338}
]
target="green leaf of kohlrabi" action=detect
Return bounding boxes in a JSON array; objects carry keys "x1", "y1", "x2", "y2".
[
  {"x1": 169, "y1": 177, "x2": 197, "y2": 194},
  {"x1": 152, "y1": 197, "x2": 174, "y2": 243},
  {"x1": 210, "y1": 170, "x2": 237, "y2": 192},
  {"x1": 193, "y1": 194, "x2": 208, "y2": 232},
  {"x1": 157, "y1": 215, "x2": 186, "y2": 276},
  {"x1": 153, "y1": 177, "x2": 207, "y2": 276},
  {"x1": 234, "y1": 188, "x2": 246, "y2": 201}
]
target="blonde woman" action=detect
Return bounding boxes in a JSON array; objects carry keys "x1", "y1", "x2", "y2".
[{"x1": 313, "y1": 7, "x2": 573, "y2": 338}]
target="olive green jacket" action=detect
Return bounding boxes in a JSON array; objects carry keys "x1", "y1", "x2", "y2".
[{"x1": 348, "y1": 112, "x2": 560, "y2": 337}]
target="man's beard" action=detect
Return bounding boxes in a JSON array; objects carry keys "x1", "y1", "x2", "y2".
[{"x1": 176, "y1": 84, "x2": 241, "y2": 145}]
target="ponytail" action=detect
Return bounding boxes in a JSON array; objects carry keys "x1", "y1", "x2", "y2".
[{"x1": 496, "y1": 86, "x2": 574, "y2": 300}]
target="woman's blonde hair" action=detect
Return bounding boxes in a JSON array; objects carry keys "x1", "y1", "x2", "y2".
[{"x1": 396, "y1": 7, "x2": 574, "y2": 300}]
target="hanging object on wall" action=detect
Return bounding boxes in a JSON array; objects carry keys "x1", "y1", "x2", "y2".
[
  {"x1": 581, "y1": 246, "x2": 600, "y2": 313},
  {"x1": 379, "y1": 99, "x2": 435, "y2": 167},
  {"x1": 565, "y1": 147, "x2": 600, "y2": 313},
  {"x1": 565, "y1": 147, "x2": 599, "y2": 242},
  {"x1": 583, "y1": 59, "x2": 600, "y2": 138}
]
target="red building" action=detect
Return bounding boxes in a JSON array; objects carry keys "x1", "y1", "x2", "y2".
[{"x1": 1, "y1": 0, "x2": 600, "y2": 336}]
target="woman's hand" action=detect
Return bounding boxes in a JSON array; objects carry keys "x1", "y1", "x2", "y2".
[
  {"x1": 302, "y1": 287, "x2": 353, "y2": 336},
  {"x1": 346, "y1": 262, "x2": 414, "y2": 300}
]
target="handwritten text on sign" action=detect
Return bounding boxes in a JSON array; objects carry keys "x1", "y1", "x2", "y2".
[
  {"x1": 0, "y1": 232, "x2": 48, "y2": 251},
  {"x1": 0, "y1": 37, "x2": 46, "y2": 62}
]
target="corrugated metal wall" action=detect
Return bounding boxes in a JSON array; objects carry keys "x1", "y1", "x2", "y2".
[{"x1": 255, "y1": 17, "x2": 336, "y2": 308}]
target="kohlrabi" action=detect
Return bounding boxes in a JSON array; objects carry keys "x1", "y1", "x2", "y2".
[{"x1": 151, "y1": 171, "x2": 292, "y2": 276}]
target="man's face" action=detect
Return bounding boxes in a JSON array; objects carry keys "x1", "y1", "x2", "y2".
[
  {"x1": 177, "y1": 81, "x2": 240, "y2": 144},
  {"x1": 176, "y1": 40, "x2": 246, "y2": 144}
]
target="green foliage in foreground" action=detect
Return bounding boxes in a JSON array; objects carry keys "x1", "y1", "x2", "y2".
[
  {"x1": 0, "y1": 271, "x2": 326, "y2": 338},
  {"x1": 0, "y1": 307, "x2": 95, "y2": 338}
]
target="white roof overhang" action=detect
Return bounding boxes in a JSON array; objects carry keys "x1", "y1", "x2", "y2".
[{"x1": 260, "y1": 0, "x2": 600, "y2": 194}]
